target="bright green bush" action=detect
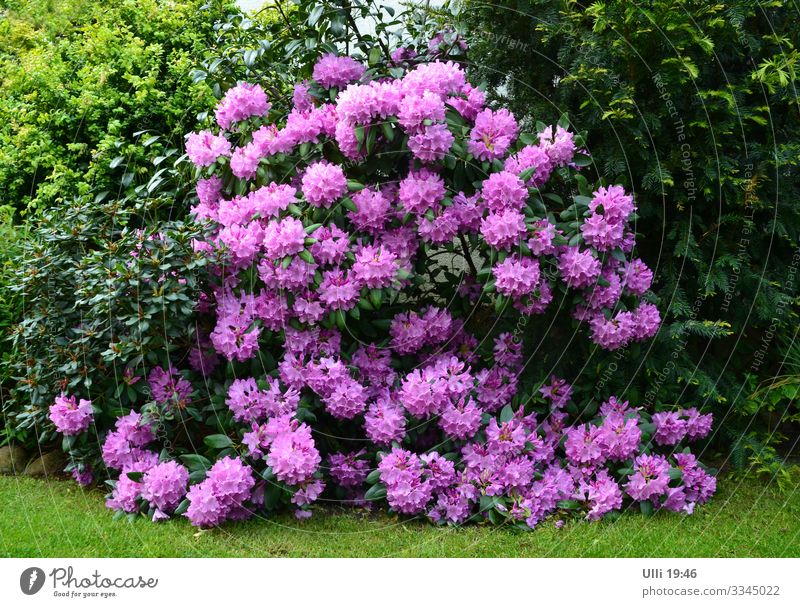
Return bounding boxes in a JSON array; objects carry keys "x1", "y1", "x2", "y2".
[{"x1": 0, "y1": 0, "x2": 234, "y2": 212}]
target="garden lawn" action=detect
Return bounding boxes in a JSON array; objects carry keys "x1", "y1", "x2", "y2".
[{"x1": 0, "y1": 474, "x2": 797, "y2": 557}]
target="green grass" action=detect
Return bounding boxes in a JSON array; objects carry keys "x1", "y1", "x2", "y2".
[{"x1": 0, "y1": 474, "x2": 798, "y2": 557}]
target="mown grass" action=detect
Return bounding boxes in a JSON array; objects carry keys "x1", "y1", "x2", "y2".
[{"x1": 0, "y1": 474, "x2": 797, "y2": 557}]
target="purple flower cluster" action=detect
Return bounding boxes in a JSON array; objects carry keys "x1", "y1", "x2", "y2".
[
  {"x1": 370, "y1": 384, "x2": 714, "y2": 527},
  {"x1": 148, "y1": 366, "x2": 192, "y2": 409},
  {"x1": 102, "y1": 412, "x2": 156, "y2": 471},
  {"x1": 226, "y1": 377, "x2": 299, "y2": 423},
  {"x1": 184, "y1": 48, "x2": 658, "y2": 357},
  {"x1": 185, "y1": 456, "x2": 256, "y2": 527},
  {"x1": 215, "y1": 83, "x2": 270, "y2": 129},
  {"x1": 186, "y1": 131, "x2": 230, "y2": 167},
  {"x1": 266, "y1": 421, "x2": 321, "y2": 485},
  {"x1": 652, "y1": 408, "x2": 713, "y2": 445},
  {"x1": 312, "y1": 54, "x2": 365, "y2": 89},
  {"x1": 328, "y1": 451, "x2": 370, "y2": 487},
  {"x1": 142, "y1": 461, "x2": 190, "y2": 520},
  {"x1": 49, "y1": 394, "x2": 93, "y2": 436},
  {"x1": 301, "y1": 161, "x2": 348, "y2": 207},
  {"x1": 378, "y1": 449, "x2": 457, "y2": 514}
]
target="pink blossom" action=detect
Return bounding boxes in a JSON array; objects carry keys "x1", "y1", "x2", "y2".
[
  {"x1": 481, "y1": 171, "x2": 527, "y2": 212},
  {"x1": 399, "y1": 168, "x2": 446, "y2": 214},
  {"x1": 313, "y1": 54, "x2": 365, "y2": 88},
  {"x1": 652, "y1": 411, "x2": 688, "y2": 446},
  {"x1": 186, "y1": 131, "x2": 231, "y2": 167},
  {"x1": 267, "y1": 423, "x2": 320, "y2": 485},
  {"x1": 49, "y1": 394, "x2": 93, "y2": 435},
  {"x1": 538, "y1": 125, "x2": 576, "y2": 166},
  {"x1": 215, "y1": 83, "x2": 270, "y2": 129},
  {"x1": 493, "y1": 255, "x2": 541, "y2": 298},
  {"x1": 468, "y1": 108, "x2": 518, "y2": 161},
  {"x1": 301, "y1": 161, "x2": 348, "y2": 207},
  {"x1": 480, "y1": 209, "x2": 526, "y2": 250}
]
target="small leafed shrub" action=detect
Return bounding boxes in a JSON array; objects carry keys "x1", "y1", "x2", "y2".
[
  {"x1": 0, "y1": 0, "x2": 233, "y2": 212},
  {"x1": 46, "y1": 39, "x2": 716, "y2": 528}
]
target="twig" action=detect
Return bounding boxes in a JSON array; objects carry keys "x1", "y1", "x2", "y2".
[
  {"x1": 273, "y1": 1, "x2": 297, "y2": 37},
  {"x1": 458, "y1": 233, "x2": 478, "y2": 276},
  {"x1": 340, "y1": 0, "x2": 392, "y2": 61}
]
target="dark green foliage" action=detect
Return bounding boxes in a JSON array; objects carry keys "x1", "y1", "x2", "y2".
[
  {"x1": 455, "y1": 0, "x2": 799, "y2": 463},
  {"x1": 4, "y1": 196, "x2": 208, "y2": 448}
]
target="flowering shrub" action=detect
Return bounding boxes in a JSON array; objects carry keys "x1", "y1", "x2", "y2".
[{"x1": 46, "y1": 37, "x2": 716, "y2": 527}]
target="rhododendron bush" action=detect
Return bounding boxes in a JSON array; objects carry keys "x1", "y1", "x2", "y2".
[{"x1": 51, "y1": 41, "x2": 716, "y2": 528}]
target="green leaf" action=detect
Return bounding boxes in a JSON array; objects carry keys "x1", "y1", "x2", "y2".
[
  {"x1": 204, "y1": 434, "x2": 233, "y2": 449},
  {"x1": 381, "y1": 121, "x2": 395, "y2": 141},
  {"x1": 479, "y1": 495, "x2": 497, "y2": 512},
  {"x1": 571, "y1": 153, "x2": 592, "y2": 167},
  {"x1": 518, "y1": 166, "x2": 536, "y2": 183},
  {"x1": 62, "y1": 435, "x2": 76, "y2": 452},
  {"x1": 640, "y1": 500, "x2": 654, "y2": 516},
  {"x1": 365, "y1": 469, "x2": 381, "y2": 484},
  {"x1": 368, "y1": 46, "x2": 382, "y2": 66},
  {"x1": 639, "y1": 422, "x2": 656, "y2": 436},
  {"x1": 366, "y1": 126, "x2": 377, "y2": 154},
  {"x1": 308, "y1": 4, "x2": 324, "y2": 25},
  {"x1": 499, "y1": 404, "x2": 514, "y2": 423},
  {"x1": 180, "y1": 454, "x2": 211, "y2": 472},
  {"x1": 364, "y1": 483, "x2": 387, "y2": 501},
  {"x1": 264, "y1": 481, "x2": 282, "y2": 509},
  {"x1": 173, "y1": 498, "x2": 190, "y2": 516}
]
